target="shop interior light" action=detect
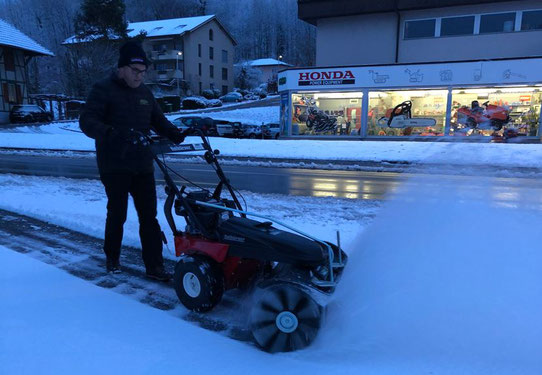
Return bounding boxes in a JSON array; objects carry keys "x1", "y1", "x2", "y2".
[
  {"x1": 313, "y1": 92, "x2": 363, "y2": 99},
  {"x1": 369, "y1": 90, "x2": 448, "y2": 98},
  {"x1": 455, "y1": 87, "x2": 537, "y2": 94}
]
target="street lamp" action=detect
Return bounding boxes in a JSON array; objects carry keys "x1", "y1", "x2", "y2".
[
  {"x1": 176, "y1": 51, "x2": 183, "y2": 96},
  {"x1": 278, "y1": 55, "x2": 283, "y2": 61}
]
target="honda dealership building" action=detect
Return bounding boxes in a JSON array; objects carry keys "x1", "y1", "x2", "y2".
[{"x1": 278, "y1": 0, "x2": 542, "y2": 139}]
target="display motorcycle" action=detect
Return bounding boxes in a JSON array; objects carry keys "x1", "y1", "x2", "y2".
[
  {"x1": 377, "y1": 100, "x2": 437, "y2": 128},
  {"x1": 301, "y1": 96, "x2": 338, "y2": 134},
  {"x1": 456, "y1": 100, "x2": 510, "y2": 131}
]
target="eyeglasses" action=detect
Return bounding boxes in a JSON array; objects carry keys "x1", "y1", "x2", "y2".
[{"x1": 128, "y1": 65, "x2": 147, "y2": 76}]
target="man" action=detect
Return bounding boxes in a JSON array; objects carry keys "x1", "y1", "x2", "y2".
[{"x1": 80, "y1": 41, "x2": 189, "y2": 281}]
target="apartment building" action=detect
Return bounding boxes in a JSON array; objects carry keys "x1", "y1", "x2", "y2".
[
  {"x1": 0, "y1": 19, "x2": 54, "y2": 124},
  {"x1": 65, "y1": 15, "x2": 236, "y2": 96}
]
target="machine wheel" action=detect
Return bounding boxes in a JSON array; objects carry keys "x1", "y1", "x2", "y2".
[
  {"x1": 173, "y1": 254, "x2": 224, "y2": 312},
  {"x1": 249, "y1": 284, "x2": 321, "y2": 353},
  {"x1": 248, "y1": 133, "x2": 256, "y2": 139},
  {"x1": 274, "y1": 133, "x2": 280, "y2": 139},
  {"x1": 491, "y1": 120, "x2": 504, "y2": 131}
]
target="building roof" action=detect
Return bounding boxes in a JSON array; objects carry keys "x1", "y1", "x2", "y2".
[
  {"x1": 298, "y1": 0, "x2": 516, "y2": 25},
  {"x1": 63, "y1": 15, "x2": 236, "y2": 45},
  {"x1": 239, "y1": 58, "x2": 293, "y2": 67},
  {"x1": 0, "y1": 19, "x2": 54, "y2": 56}
]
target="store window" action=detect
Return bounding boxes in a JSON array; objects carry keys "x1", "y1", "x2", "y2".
[
  {"x1": 367, "y1": 90, "x2": 447, "y2": 137},
  {"x1": 521, "y1": 10, "x2": 542, "y2": 31},
  {"x1": 451, "y1": 87, "x2": 541, "y2": 137},
  {"x1": 441, "y1": 16, "x2": 475, "y2": 36},
  {"x1": 291, "y1": 92, "x2": 363, "y2": 136},
  {"x1": 404, "y1": 19, "x2": 436, "y2": 39},
  {"x1": 480, "y1": 13, "x2": 515, "y2": 33}
]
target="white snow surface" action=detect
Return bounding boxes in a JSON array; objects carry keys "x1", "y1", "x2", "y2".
[
  {"x1": 1, "y1": 173, "x2": 541, "y2": 374},
  {"x1": 315, "y1": 175, "x2": 542, "y2": 374},
  {"x1": 0, "y1": 174, "x2": 377, "y2": 257},
  {"x1": 0, "y1": 106, "x2": 541, "y2": 169}
]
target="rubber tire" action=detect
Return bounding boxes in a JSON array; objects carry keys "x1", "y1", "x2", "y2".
[
  {"x1": 274, "y1": 133, "x2": 280, "y2": 139},
  {"x1": 249, "y1": 284, "x2": 321, "y2": 353},
  {"x1": 466, "y1": 117, "x2": 477, "y2": 129},
  {"x1": 491, "y1": 120, "x2": 504, "y2": 131},
  {"x1": 248, "y1": 133, "x2": 256, "y2": 139},
  {"x1": 173, "y1": 254, "x2": 224, "y2": 312}
]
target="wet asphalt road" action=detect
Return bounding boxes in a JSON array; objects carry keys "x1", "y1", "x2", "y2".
[
  {"x1": 0, "y1": 152, "x2": 400, "y2": 199},
  {"x1": 1, "y1": 152, "x2": 542, "y2": 209}
]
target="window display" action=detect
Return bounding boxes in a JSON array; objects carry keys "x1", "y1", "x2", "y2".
[
  {"x1": 451, "y1": 87, "x2": 541, "y2": 137},
  {"x1": 367, "y1": 90, "x2": 447, "y2": 136},
  {"x1": 291, "y1": 92, "x2": 363, "y2": 136}
]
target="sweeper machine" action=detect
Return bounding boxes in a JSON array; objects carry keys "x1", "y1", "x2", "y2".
[{"x1": 150, "y1": 131, "x2": 347, "y2": 353}]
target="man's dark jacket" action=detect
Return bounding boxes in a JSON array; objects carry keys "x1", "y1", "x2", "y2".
[{"x1": 80, "y1": 72, "x2": 178, "y2": 174}]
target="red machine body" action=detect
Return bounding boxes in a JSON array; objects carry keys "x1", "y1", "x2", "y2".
[{"x1": 174, "y1": 234, "x2": 262, "y2": 290}]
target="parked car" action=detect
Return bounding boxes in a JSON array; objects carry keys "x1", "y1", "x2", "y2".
[
  {"x1": 182, "y1": 96, "x2": 208, "y2": 109},
  {"x1": 263, "y1": 123, "x2": 281, "y2": 139},
  {"x1": 174, "y1": 116, "x2": 218, "y2": 136},
  {"x1": 171, "y1": 117, "x2": 191, "y2": 131},
  {"x1": 243, "y1": 93, "x2": 259, "y2": 101},
  {"x1": 219, "y1": 92, "x2": 243, "y2": 103},
  {"x1": 233, "y1": 123, "x2": 266, "y2": 139},
  {"x1": 9, "y1": 104, "x2": 53, "y2": 123},
  {"x1": 206, "y1": 99, "x2": 223, "y2": 108},
  {"x1": 212, "y1": 119, "x2": 236, "y2": 137}
]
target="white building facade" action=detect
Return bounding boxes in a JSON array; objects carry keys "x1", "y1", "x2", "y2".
[{"x1": 278, "y1": 0, "x2": 542, "y2": 139}]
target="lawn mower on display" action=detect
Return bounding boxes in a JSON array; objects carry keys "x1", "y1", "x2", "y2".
[
  {"x1": 377, "y1": 100, "x2": 437, "y2": 128},
  {"x1": 150, "y1": 131, "x2": 347, "y2": 353},
  {"x1": 455, "y1": 100, "x2": 510, "y2": 131}
]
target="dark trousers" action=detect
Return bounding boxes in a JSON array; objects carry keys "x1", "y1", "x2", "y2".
[{"x1": 100, "y1": 172, "x2": 163, "y2": 272}]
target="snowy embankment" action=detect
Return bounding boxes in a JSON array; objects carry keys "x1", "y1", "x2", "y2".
[
  {"x1": 1, "y1": 173, "x2": 541, "y2": 374},
  {"x1": 0, "y1": 105, "x2": 541, "y2": 170}
]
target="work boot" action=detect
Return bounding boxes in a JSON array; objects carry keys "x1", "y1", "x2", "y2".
[
  {"x1": 146, "y1": 267, "x2": 172, "y2": 282},
  {"x1": 106, "y1": 258, "x2": 122, "y2": 274}
]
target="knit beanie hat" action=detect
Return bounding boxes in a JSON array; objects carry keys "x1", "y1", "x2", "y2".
[{"x1": 118, "y1": 41, "x2": 149, "y2": 68}]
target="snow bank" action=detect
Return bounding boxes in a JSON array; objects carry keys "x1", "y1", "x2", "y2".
[
  {"x1": 0, "y1": 246, "x2": 335, "y2": 374},
  {"x1": 309, "y1": 174, "x2": 542, "y2": 374}
]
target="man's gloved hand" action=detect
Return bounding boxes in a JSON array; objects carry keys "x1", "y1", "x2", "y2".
[
  {"x1": 108, "y1": 128, "x2": 149, "y2": 147},
  {"x1": 124, "y1": 129, "x2": 150, "y2": 147},
  {"x1": 169, "y1": 128, "x2": 195, "y2": 145}
]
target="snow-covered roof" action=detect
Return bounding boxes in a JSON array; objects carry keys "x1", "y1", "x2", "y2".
[
  {"x1": 63, "y1": 15, "x2": 234, "y2": 45},
  {"x1": 128, "y1": 15, "x2": 214, "y2": 37},
  {"x1": 245, "y1": 58, "x2": 292, "y2": 67},
  {"x1": 0, "y1": 19, "x2": 54, "y2": 56}
]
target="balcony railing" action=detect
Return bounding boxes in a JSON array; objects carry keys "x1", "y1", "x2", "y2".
[
  {"x1": 150, "y1": 50, "x2": 184, "y2": 61},
  {"x1": 149, "y1": 69, "x2": 184, "y2": 81}
]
